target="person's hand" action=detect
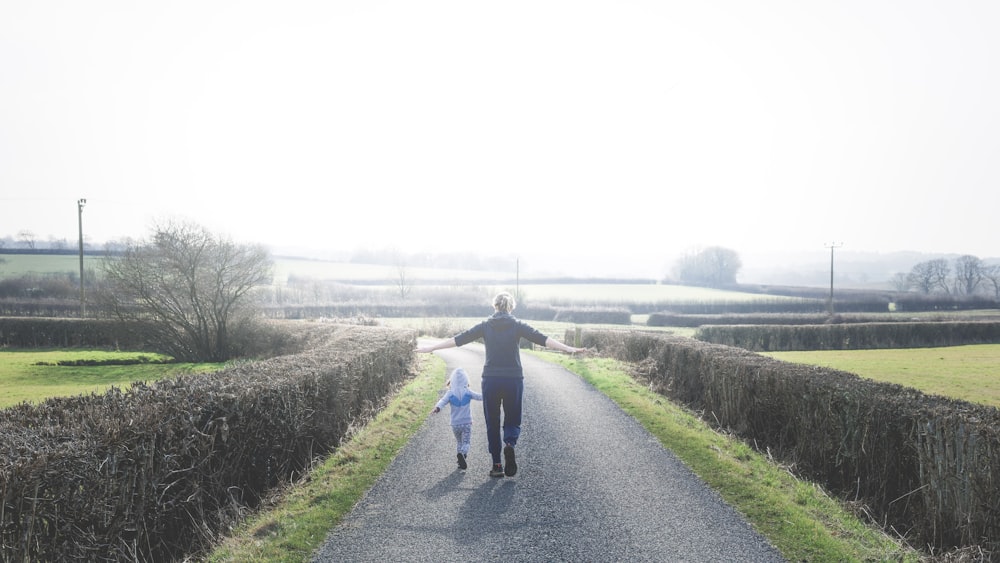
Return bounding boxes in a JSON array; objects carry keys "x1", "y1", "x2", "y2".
[
  {"x1": 432, "y1": 406, "x2": 440, "y2": 414},
  {"x1": 415, "y1": 346, "x2": 433, "y2": 354}
]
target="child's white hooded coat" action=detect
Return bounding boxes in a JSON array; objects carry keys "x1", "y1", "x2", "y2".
[{"x1": 435, "y1": 368, "x2": 483, "y2": 426}]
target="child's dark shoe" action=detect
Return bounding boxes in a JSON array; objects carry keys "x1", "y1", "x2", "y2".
[
  {"x1": 457, "y1": 453, "x2": 467, "y2": 470},
  {"x1": 489, "y1": 464, "x2": 504, "y2": 478}
]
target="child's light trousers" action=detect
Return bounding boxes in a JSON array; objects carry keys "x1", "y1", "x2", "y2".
[{"x1": 451, "y1": 423, "x2": 472, "y2": 455}]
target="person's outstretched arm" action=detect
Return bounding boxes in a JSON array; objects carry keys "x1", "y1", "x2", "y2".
[
  {"x1": 543, "y1": 337, "x2": 587, "y2": 354},
  {"x1": 415, "y1": 338, "x2": 458, "y2": 354}
]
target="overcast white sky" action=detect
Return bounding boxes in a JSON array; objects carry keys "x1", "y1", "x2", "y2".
[{"x1": 2, "y1": 1, "x2": 998, "y2": 276}]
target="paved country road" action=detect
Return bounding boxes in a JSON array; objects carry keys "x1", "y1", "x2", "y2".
[{"x1": 312, "y1": 343, "x2": 786, "y2": 562}]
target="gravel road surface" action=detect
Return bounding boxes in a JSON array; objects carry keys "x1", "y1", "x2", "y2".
[{"x1": 312, "y1": 343, "x2": 785, "y2": 562}]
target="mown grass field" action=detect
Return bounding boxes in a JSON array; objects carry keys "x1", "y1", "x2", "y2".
[
  {"x1": 0, "y1": 253, "x2": 511, "y2": 284},
  {"x1": 0, "y1": 253, "x2": 103, "y2": 278},
  {"x1": 514, "y1": 282, "x2": 801, "y2": 304},
  {"x1": 0, "y1": 350, "x2": 225, "y2": 409},
  {"x1": 763, "y1": 344, "x2": 1000, "y2": 408},
  {"x1": 275, "y1": 256, "x2": 801, "y2": 306}
]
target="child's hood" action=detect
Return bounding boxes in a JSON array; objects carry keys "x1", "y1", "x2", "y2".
[{"x1": 449, "y1": 368, "x2": 470, "y2": 395}]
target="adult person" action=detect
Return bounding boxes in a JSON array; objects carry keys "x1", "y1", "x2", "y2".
[{"x1": 416, "y1": 291, "x2": 586, "y2": 477}]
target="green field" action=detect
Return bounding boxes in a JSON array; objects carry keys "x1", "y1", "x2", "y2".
[
  {"x1": 763, "y1": 344, "x2": 1000, "y2": 408},
  {"x1": 515, "y1": 283, "x2": 798, "y2": 304},
  {"x1": 0, "y1": 253, "x2": 102, "y2": 278},
  {"x1": 1, "y1": 252, "x2": 788, "y2": 305},
  {"x1": 271, "y1": 256, "x2": 512, "y2": 284},
  {"x1": 279, "y1": 257, "x2": 797, "y2": 304},
  {"x1": 0, "y1": 350, "x2": 225, "y2": 409},
  {"x1": 0, "y1": 253, "x2": 510, "y2": 283},
  {"x1": 273, "y1": 257, "x2": 795, "y2": 304}
]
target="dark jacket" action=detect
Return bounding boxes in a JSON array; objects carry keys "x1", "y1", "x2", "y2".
[{"x1": 454, "y1": 312, "x2": 548, "y2": 378}]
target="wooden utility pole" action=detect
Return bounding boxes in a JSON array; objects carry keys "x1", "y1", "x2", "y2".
[
  {"x1": 78, "y1": 198, "x2": 86, "y2": 316},
  {"x1": 515, "y1": 257, "x2": 520, "y2": 302},
  {"x1": 825, "y1": 241, "x2": 843, "y2": 314}
]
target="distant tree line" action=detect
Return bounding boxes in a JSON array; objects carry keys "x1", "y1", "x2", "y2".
[
  {"x1": 671, "y1": 246, "x2": 742, "y2": 287},
  {"x1": 0, "y1": 231, "x2": 129, "y2": 253},
  {"x1": 669, "y1": 246, "x2": 1000, "y2": 300},
  {"x1": 892, "y1": 255, "x2": 1000, "y2": 298}
]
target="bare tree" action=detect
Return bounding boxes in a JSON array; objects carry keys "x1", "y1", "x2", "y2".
[
  {"x1": 49, "y1": 236, "x2": 69, "y2": 251},
  {"x1": 982, "y1": 264, "x2": 1000, "y2": 300},
  {"x1": 103, "y1": 239, "x2": 128, "y2": 253},
  {"x1": 889, "y1": 272, "x2": 911, "y2": 292},
  {"x1": 97, "y1": 220, "x2": 273, "y2": 362},
  {"x1": 393, "y1": 250, "x2": 412, "y2": 299},
  {"x1": 907, "y1": 259, "x2": 951, "y2": 294},
  {"x1": 952, "y1": 254, "x2": 984, "y2": 295},
  {"x1": 17, "y1": 230, "x2": 36, "y2": 250}
]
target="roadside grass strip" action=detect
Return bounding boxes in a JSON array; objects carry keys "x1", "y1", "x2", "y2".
[
  {"x1": 205, "y1": 352, "x2": 920, "y2": 562},
  {"x1": 204, "y1": 355, "x2": 445, "y2": 563},
  {"x1": 534, "y1": 352, "x2": 922, "y2": 563}
]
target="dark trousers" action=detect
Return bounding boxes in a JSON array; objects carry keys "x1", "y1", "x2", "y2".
[{"x1": 481, "y1": 377, "x2": 524, "y2": 465}]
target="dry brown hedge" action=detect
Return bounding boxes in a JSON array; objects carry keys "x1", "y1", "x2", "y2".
[
  {"x1": 0, "y1": 323, "x2": 416, "y2": 562},
  {"x1": 552, "y1": 307, "x2": 631, "y2": 325},
  {"x1": 647, "y1": 312, "x2": 907, "y2": 328},
  {"x1": 580, "y1": 329, "x2": 1000, "y2": 556},
  {"x1": 0, "y1": 317, "x2": 152, "y2": 349}
]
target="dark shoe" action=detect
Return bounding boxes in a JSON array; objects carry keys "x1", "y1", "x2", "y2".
[
  {"x1": 489, "y1": 464, "x2": 505, "y2": 478},
  {"x1": 503, "y1": 445, "x2": 517, "y2": 476},
  {"x1": 457, "y1": 453, "x2": 467, "y2": 470}
]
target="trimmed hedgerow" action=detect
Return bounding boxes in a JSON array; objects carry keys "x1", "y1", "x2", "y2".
[
  {"x1": 646, "y1": 312, "x2": 910, "y2": 328},
  {"x1": 0, "y1": 317, "x2": 152, "y2": 349},
  {"x1": 693, "y1": 321, "x2": 1000, "y2": 351},
  {"x1": 553, "y1": 307, "x2": 631, "y2": 325},
  {"x1": 579, "y1": 329, "x2": 1000, "y2": 556},
  {"x1": 0, "y1": 323, "x2": 415, "y2": 562}
]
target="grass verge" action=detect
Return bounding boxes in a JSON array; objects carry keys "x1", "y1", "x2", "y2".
[
  {"x1": 534, "y1": 351, "x2": 922, "y2": 562},
  {"x1": 204, "y1": 352, "x2": 922, "y2": 562},
  {"x1": 203, "y1": 355, "x2": 445, "y2": 562}
]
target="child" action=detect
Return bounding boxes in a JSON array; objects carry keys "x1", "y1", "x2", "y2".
[{"x1": 432, "y1": 367, "x2": 483, "y2": 470}]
